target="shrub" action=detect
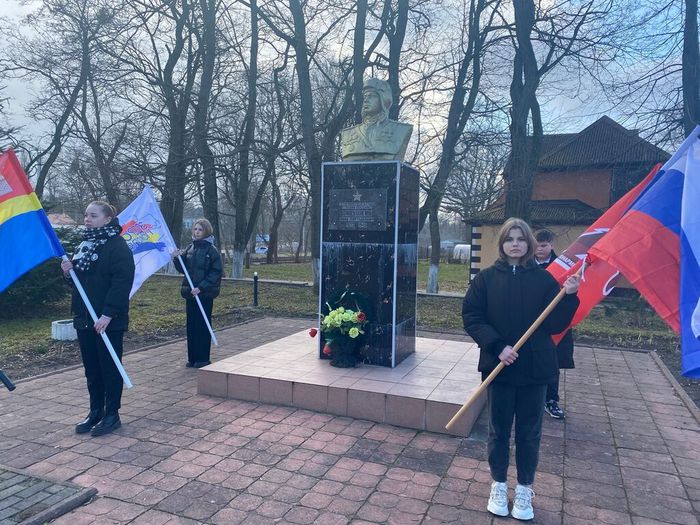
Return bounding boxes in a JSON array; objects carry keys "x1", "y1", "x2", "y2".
[{"x1": 0, "y1": 227, "x2": 83, "y2": 318}]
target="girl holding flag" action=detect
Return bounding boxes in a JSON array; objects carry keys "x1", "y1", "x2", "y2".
[
  {"x1": 172, "y1": 218, "x2": 222, "y2": 368},
  {"x1": 61, "y1": 201, "x2": 135, "y2": 437},
  {"x1": 462, "y1": 217, "x2": 580, "y2": 521}
]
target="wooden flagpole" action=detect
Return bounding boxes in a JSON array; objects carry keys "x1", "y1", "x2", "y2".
[{"x1": 445, "y1": 263, "x2": 585, "y2": 432}]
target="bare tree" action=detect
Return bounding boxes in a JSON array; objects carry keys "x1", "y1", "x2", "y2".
[
  {"x1": 192, "y1": 0, "x2": 220, "y2": 241},
  {"x1": 2, "y1": 0, "x2": 115, "y2": 198},
  {"x1": 104, "y1": 0, "x2": 200, "y2": 242},
  {"x1": 504, "y1": 0, "x2": 614, "y2": 220},
  {"x1": 683, "y1": 0, "x2": 699, "y2": 136},
  {"x1": 254, "y1": 0, "x2": 355, "y2": 286},
  {"x1": 418, "y1": 0, "x2": 502, "y2": 292}
]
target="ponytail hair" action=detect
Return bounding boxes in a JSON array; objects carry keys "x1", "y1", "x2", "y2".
[{"x1": 88, "y1": 200, "x2": 117, "y2": 220}]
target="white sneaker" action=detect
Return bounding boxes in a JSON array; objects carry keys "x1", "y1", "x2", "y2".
[
  {"x1": 511, "y1": 484, "x2": 535, "y2": 520},
  {"x1": 487, "y1": 481, "x2": 509, "y2": 517}
]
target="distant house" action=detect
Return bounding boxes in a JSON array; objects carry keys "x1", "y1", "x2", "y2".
[
  {"x1": 466, "y1": 116, "x2": 669, "y2": 279},
  {"x1": 47, "y1": 213, "x2": 78, "y2": 228}
]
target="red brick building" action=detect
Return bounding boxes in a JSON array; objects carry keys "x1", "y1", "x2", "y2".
[{"x1": 468, "y1": 116, "x2": 669, "y2": 278}]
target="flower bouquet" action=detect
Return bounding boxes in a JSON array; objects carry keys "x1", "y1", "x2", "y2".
[{"x1": 310, "y1": 299, "x2": 369, "y2": 367}]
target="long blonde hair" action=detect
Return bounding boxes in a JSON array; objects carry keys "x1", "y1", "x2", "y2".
[{"x1": 497, "y1": 217, "x2": 536, "y2": 263}]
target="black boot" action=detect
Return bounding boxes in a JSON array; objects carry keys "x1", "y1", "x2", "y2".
[
  {"x1": 75, "y1": 410, "x2": 103, "y2": 434},
  {"x1": 91, "y1": 413, "x2": 121, "y2": 437}
]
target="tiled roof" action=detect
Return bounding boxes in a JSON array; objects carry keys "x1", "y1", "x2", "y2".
[
  {"x1": 505, "y1": 116, "x2": 669, "y2": 172},
  {"x1": 468, "y1": 199, "x2": 602, "y2": 225},
  {"x1": 539, "y1": 116, "x2": 668, "y2": 169},
  {"x1": 47, "y1": 213, "x2": 78, "y2": 226}
]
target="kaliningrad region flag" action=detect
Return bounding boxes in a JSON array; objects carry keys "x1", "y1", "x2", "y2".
[{"x1": 0, "y1": 149, "x2": 65, "y2": 293}]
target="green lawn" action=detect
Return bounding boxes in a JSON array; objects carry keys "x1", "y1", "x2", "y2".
[
  {"x1": 243, "y1": 260, "x2": 470, "y2": 293},
  {"x1": 0, "y1": 267, "x2": 678, "y2": 365}
]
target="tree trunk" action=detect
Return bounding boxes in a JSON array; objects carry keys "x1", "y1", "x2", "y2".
[
  {"x1": 195, "y1": 0, "x2": 220, "y2": 243},
  {"x1": 352, "y1": 0, "x2": 367, "y2": 124},
  {"x1": 161, "y1": 111, "x2": 188, "y2": 244},
  {"x1": 289, "y1": 0, "x2": 323, "y2": 289},
  {"x1": 387, "y1": 0, "x2": 408, "y2": 120},
  {"x1": 426, "y1": 209, "x2": 441, "y2": 294},
  {"x1": 232, "y1": 249, "x2": 245, "y2": 279},
  {"x1": 159, "y1": 0, "x2": 193, "y2": 245},
  {"x1": 232, "y1": 0, "x2": 259, "y2": 278},
  {"x1": 683, "y1": 0, "x2": 699, "y2": 137},
  {"x1": 505, "y1": 0, "x2": 541, "y2": 222},
  {"x1": 35, "y1": 27, "x2": 92, "y2": 199},
  {"x1": 417, "y1": 0, "x2": 487, "y2": 231},
  {"x1": 295, "y1": 193, "x2": 309, "y2": 263}
]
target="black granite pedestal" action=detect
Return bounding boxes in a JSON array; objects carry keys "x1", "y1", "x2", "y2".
[{"x1": 319, "y1": 161, "x2": 419, "y2": 367}]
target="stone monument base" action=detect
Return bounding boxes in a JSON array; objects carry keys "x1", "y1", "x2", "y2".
[{"x1": 197, "y1": 331, "x2": 486, "y2": 437}]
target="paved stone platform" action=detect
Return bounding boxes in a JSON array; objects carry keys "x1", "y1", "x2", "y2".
[
  {"x1": 197, "y1": 331, "x2": 485, "y2": 436},
  {"x1": 0, "y1": 317, "x2": 698, "y2": 524}
]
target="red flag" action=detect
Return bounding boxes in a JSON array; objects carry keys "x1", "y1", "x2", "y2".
[{"x1": 546, "y1": 164, "x2": 661, "y2": 342}]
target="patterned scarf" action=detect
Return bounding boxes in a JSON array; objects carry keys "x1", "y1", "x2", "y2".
[{"x1": 73, "y1": 219, "x2": 122, "y2": 272}]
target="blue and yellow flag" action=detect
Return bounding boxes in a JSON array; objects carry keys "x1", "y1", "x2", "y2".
[{"x1": 0, "y1": 149, "x2": 65, "y2": 293}]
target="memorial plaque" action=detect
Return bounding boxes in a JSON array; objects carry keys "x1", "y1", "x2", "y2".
[{"x1": 328, "y1": 189, "x2": 387, "y2": 231}]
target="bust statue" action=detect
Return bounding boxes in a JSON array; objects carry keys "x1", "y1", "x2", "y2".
[{"x1": 340, "y1": 78, "x2": 413, "y2": 162}]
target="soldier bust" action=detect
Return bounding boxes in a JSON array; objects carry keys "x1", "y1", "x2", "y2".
[{"x1": 340, "y1": 78, "x2": 413, "y2": 162}]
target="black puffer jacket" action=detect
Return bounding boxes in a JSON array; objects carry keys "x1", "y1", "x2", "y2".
[
  {"x1": 174, "y1": 239, "x2": 222, "y2": 299},
  {"x1": 537, "y1": 251, "x2": 575, "y2": 369},
  {"x1": 462, "y1": 259, "x2": 579, "y2": 385},
  {"x1": 69, "y1": 235, "x2": 136, "y2": 331}
]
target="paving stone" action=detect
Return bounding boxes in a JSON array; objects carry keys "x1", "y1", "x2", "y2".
[{"x1": 2, "y1": 319, "x2": 699, "y2": 525}]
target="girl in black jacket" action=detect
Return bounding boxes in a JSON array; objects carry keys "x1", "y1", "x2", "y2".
[
  {"x1": 462, "y1": 218, "x2": 580, "y2": 521},
  {"x1": 172, "y1": 218, "x2": 222, "y2": 368},
  {"x1": 61, "y1": 201, "x2": 135, "y2": 437}
]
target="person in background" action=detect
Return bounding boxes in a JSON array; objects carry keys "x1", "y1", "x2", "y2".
[
  {"x1": 172, "y1": 218, "x2": 222, "y2": 368},
  {"x1": 61, "y1": 201, "x2": 135, "y2": 437},
  {"x1": 535, "y1": 229, "x2": 575, "y2": 420},
  {"x1": 463, "y1": 218, "x2": 580, "y2": 520}
]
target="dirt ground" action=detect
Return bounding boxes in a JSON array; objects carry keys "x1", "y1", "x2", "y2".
[{"x1": 0, "y1": 310, "x2": 262, "y2": 383}]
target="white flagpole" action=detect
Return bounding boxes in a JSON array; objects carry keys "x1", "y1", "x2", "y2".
[
  {"x1": 177, "y1": 255, "x2": 219, "y2": 346},
  {"x1": 63, "y1": 255, "x2": 133, "y2": 389}
]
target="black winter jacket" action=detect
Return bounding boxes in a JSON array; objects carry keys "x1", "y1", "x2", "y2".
[
  {"x1": 462, "y1": 259, "x2": 579, "y2": 385},
  {"x1": 174, "y1": 239, "x2": 222, "y2": 299},
  {"x1": 537, "y1": 251, "x2": 575, "y2": 369},
  {"x1": 69, "y1": 236, "x2": 136, "y2": 331}
]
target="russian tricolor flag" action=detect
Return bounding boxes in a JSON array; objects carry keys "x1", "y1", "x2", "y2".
[
  {"x1": 0, "y1": 149, "x2": 65, "y2": 293},
  {"x1": 590, "y1": 128, "x2": 700, "y2": 378}
]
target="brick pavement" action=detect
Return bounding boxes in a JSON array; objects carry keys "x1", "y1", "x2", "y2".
[
  {"x1": 0, "y1": 465, "x2": 95, "y2": 524},
  {"x1": 0, "y1": 317, "x2": 698, "y2": 524}
]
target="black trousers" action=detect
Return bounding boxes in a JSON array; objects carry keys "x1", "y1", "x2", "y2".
[
  {"x1": 546, "y1": 373, "x2": 560, "y2": 402},
  {"x1": 77, "y1": 330, "x2": 124, "y2": 416},
  {"x1": 186, "y1": 297, "x2": 213, "y2": 364},
  {"x1": 487, "y1": 382, "x2": 547, "y2": 486}
]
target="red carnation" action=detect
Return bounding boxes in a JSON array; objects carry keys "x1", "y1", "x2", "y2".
[
  {"x1": 357, "y1": 312, "x2": 366, "y2": 322},
  {"x1": 322, "y1": 344, "x2": 332, "y2": 356},
  {"x1": 309, "y1": 328, "x2": 318, "y2": 338}
]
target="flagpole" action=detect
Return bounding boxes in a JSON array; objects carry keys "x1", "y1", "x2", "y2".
[
  {"x1": 445, "y1": 263, "x2": 586, "y2": 432},
  {"x1": 63, "y1": 256, "x2": 133, "y2": 389},
  {"x1": 177, "y1": 255, "x2": 219, "y2": 346}
]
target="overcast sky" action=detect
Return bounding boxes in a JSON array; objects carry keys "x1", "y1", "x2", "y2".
[{"x1": 0, "y1": 0, "x2": 630, "y2": 144}]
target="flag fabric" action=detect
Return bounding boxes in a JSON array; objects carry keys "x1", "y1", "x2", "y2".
[
  {"x1": 590, "y1": 128, "x2": 700, "y2": 378},
  {"x1": 545, "y1": 164, "x2": 661, "y2": 342},
  {"x1": 0, "y1": 149, "x2": 65, "y2": 293},
  {"x1": 118, "y1": 186, "x2": 177, "y2": 298}
]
